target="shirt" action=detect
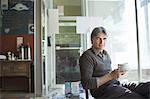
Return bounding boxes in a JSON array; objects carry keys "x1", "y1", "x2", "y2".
[
  {"x1": 79, "y1": 47, "x2": 112, "y2": 90},
  {"x1": 79, "y1": 48, "x2": 138, "y2": 98}
]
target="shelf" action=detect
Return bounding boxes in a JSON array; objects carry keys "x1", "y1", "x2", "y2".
[
  {"x1": 59, "y1": 22, "x2": 76, "y2": 26},
  {"x1": 59, "y1": 16, "x2": 76, "y2": 21},
  {"x1": 59, "y1": 16, "x2": 77, "y2": 26},
  {"x1": 56, "y1": 46, "x2": 81, "y2": 50}
]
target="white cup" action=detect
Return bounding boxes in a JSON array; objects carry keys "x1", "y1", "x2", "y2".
[{"x1": 118, "y1": 63, "x2": 129, "y2": 72}]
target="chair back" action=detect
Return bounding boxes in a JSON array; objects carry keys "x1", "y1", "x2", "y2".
[{"x1": 85, "y1": 89, "x2": 89, "y2": 99}]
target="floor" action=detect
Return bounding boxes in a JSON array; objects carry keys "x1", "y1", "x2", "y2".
[
  {"x1": 0, "y1": 87, "x2": 94, "y2": 99},
  {"x1": 1, "y1": 92, "x2": 80, "y2": 99},
  {"x1": 0, "y1": 91, "x2": 94, "y2": 99},
  {"x1": 1, "y1": 92, "x2": 35, "y2": 99}
]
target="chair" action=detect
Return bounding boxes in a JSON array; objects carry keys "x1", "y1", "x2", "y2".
[
  {"x1": 85, "y1": 89, "x2": 97, "y2": 99},
  {"x1": 85, "y1": 89, "x2": 89, "y2": 99}
]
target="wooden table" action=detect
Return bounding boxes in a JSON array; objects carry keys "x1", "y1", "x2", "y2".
[{"x1": 0, "y1": 60, "x2": 31, "y2": 92}]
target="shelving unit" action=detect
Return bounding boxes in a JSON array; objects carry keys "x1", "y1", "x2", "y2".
[{"x1": 0, "y1": 60, "x2": 31, "y2": 92}]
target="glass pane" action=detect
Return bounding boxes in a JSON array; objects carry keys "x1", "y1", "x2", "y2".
[
  {"x1": 137, "y1": 0, "x2": 150, "y2": 82},
  {"x1": 56, "y1": 49, "x2": 80, "y2": 84},
  {"x1": 56, "y1": 34, "x2": 80, "y2": 47},
  {"x1": 88, "y1": 0, "x2": 138, "y2": 82},
  {"x1": 55, "y1": 31, "x2": 81, "y2": 84},
  {"x1": 53, "y1": 0, "x2": 82, "y2": 16}
]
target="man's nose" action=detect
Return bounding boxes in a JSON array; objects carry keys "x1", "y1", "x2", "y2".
[{"x1": 100, "y1": 39, "x2": 104, "y2": 43}]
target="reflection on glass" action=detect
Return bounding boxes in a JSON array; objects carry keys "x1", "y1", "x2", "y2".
[
  {"x1": 56, "y1": 49, "x2": 80, "y2": 84},
  {"x1": 137, "y1": 0, "x2": 150, "y2": 82},
  {"x1": 55, "y1": 33, "x2": 81, "y2": 84},
  {"x1": 53, "y1": 0, "x2": 82, "y2": 16},
  {"x1": 56, "y1": 34, "x2": 80, "y2": 47},
  {"x1": 88, "y1": 0, "x2": 138, "y2": 82}
]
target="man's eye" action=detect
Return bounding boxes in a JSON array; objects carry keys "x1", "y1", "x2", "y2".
[{"x1": 103, "y1": 38, "x2": 107, "y2": 40}]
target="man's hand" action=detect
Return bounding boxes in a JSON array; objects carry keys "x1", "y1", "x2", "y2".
[{"x1": 110, "y1": 69, "x2": 126, "y2": 79}]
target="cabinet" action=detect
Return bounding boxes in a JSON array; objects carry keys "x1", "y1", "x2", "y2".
[{"x1": 0, "y1": 60, "x2": 31, "y2": 92}]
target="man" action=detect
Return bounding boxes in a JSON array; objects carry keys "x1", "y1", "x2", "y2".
[{"x1": 79, "y1": 27, "x2": 149, "y2": 99}]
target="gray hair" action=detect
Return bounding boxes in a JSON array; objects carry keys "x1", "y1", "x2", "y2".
[{"x1": 91, "y1": 27, "x2": 107, "y2": 40}]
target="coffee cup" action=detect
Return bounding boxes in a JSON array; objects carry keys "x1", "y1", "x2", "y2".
[{"x1": 118, "y1": 63, "x2": 129, "y2": 72}]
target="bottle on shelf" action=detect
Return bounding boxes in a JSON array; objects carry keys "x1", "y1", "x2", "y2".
[
  {"x1": 21, "y1": 44, "x2": 24, "y2": 60},
  {"x1": 27, "y1": 43, "x2": 31, "y2": 60},
  {"x1": 18, "y1": 44, "x2": 24, "y2": 60}
]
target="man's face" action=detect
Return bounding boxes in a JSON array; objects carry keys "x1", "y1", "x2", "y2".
[{"x1": 91, "y1": 32, "x2": 107, "y2": 50}]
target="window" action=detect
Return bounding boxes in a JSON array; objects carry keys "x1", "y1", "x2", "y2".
[
  {"x1": 137, "y1": 0, "x2": 150, "y2": 82},
  {"x1": 87, "y1": 0, "x2": 139, "y2": 82}
]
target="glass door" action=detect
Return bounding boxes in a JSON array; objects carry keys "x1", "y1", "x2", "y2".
[
  {"x1": 55, "y1": 25, "x2": 81, "y2": 84},
  {"x1": 53, "y1": 0, "x2": 83, "y2": 84}
]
